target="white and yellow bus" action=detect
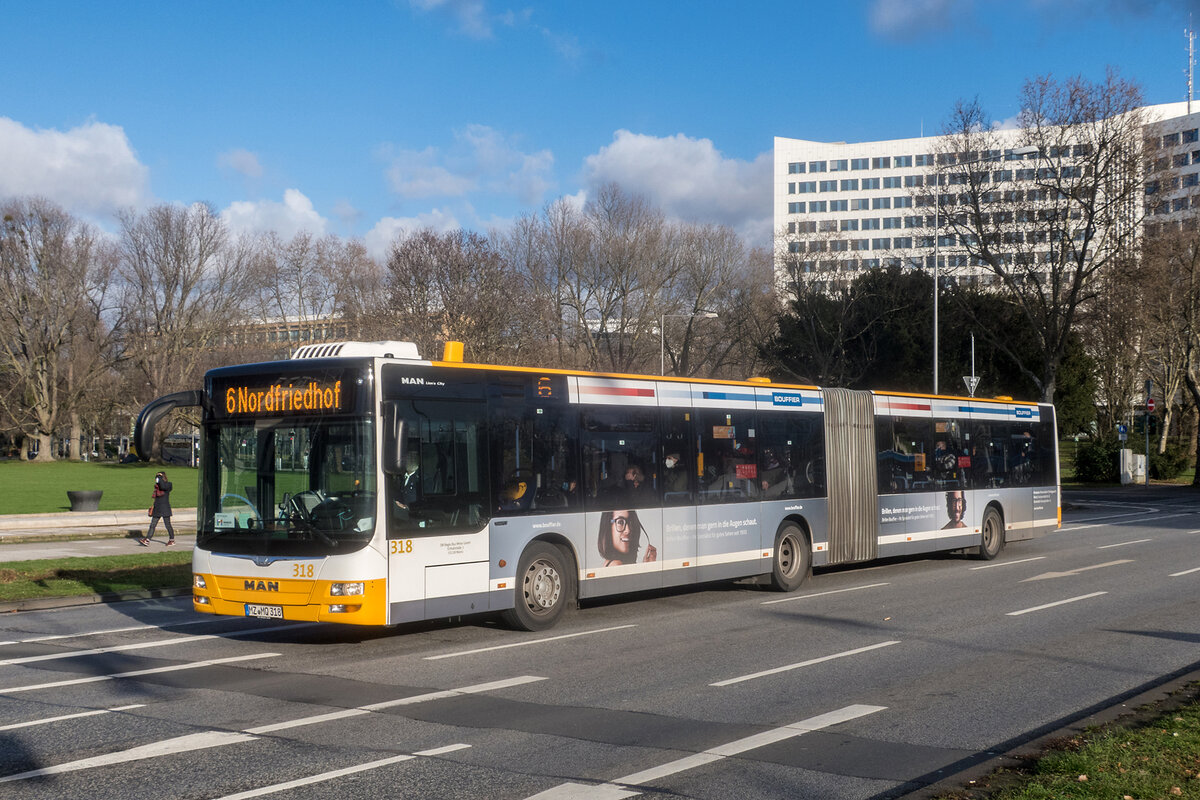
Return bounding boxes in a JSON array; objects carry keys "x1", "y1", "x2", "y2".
[{"x1": 135, "y1": 340, "x2": 1060, "y2": 631}]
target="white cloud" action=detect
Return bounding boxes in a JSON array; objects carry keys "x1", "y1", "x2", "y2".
[
  {"x1": 363, "y1": 208, "x2": 461, "y2": 260},
  {"x1": 582, "y1": 130, "x2": 773, "y2": 244},
  {"x1": 868, "y1": 0, "x2": 966, "y2": 39},
  {"x1": 408, "y1": 0, "x2": 492, "y2": 38},
  {"x1": 0, "y1": 117, "x2": 149, "y2": 217},
  {"x1": 220, "y1": 189, "x2": 327, "y2": 239},
  {"x1": 217, "y1": 148, "x2": 264, "y2": 179},
  {"x1": 381, "y1": 125, "x2": 555, "y2": 205}
]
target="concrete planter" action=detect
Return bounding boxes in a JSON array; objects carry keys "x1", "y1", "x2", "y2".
[{"x1": 66, "y1": 490, "x2": 103, "y2": 512}]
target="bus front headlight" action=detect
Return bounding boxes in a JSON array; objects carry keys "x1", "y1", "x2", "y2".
[
  {"x1": 330, "y1": 582, "x2": 364, "y2": 596},
  {"x1": 194, "y1": 574, "x2": 207, "y2": 589}
]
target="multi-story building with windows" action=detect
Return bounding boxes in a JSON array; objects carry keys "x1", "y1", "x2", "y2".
[{"x1": 774, "y1": 100, "x2": 1198, "y2": 292}]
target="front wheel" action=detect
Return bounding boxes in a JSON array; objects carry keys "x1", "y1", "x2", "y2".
[
  {"x1": 977, "y1": 506, "x2": 1005, "y2": 560},
  {"x1": 769, "y1": 522, "x2": 811, "y2": 592},
  {"x1": 501, "y1": 542, "x2": 575, "y2": 631}
]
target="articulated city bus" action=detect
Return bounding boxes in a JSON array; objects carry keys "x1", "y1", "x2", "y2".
[{"x1": 135, "y1": 340, "x2": 1060, "y2": 631}]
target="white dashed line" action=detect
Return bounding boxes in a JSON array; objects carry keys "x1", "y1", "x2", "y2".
[
  {"x1": 0, "y1": 652, "x2": 280, "y2": 694},
  {"x1": 0, "y1": 704, "x2": 145, "y2": 731},
  {"x1": 525, "y1": 704, "x2": 887, "y2": 799},
  {"x1": 760, "y1": 582, "x2": 889, "y2": 605},
  {"x1": 711, "y1": 641, "x2": 900, "y2": 687},
  {"x1": 1170, "y1": 566, "x2": 1200, "y2": 577},
  {"x1": 1006, "y1": 592, "x2": 1107, "y2": 616},
  {"x1": 212, "y1": 745, "x2": 472, "y2": 800},
  {"x1": 424, "y1": 625, "x2": 637, "y2": 660},
  {"x1": 968, "y1": 556, "x2": 1046, "y2": 570},
  {"x1": 1097, "y1": 539, "x2": 1151, "y2": 549}
]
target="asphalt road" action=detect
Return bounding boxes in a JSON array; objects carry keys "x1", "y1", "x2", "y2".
[{"x1": 0, "y1": 487, "x2": 1197, "y2": 799}]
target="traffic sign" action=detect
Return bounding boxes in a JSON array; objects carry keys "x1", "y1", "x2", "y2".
[
  {"x1": 1147, "y1": 398, "x2": 1155, "y2": 413},
  {"x1": 963, "y1": 375, "x2": 980, "y2": 396}
]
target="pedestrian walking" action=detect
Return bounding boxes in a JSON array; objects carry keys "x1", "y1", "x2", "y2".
[{"x1": 140, "y1": 470, "x2": 175, "y2": 546}]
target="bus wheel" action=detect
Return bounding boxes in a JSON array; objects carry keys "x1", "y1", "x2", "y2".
[
  {"x1": 502, "y1": 542, "x2": 573, "y2": 631},
  {"x1": 769, "y1": 522, "x2": 810, "y2": 592},
  {"x1": 977, "y1": 507, "x2": 1005, "y2": 560}
]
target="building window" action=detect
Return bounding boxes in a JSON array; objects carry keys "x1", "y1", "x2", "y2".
[
  {"x1": 809, "y1": 200, "x2": 827, "y2": 212},
  {"x1": 819, "y1": 220, "x2": 837, "y2": 232},
  {"x1": 1185, "y1": 129, "x2": 1199, "y2": 144},
  {"x1": 797, "y1": 221, "x2": 817, "y2": 233},
  {"x1": 830, "y1": 159, "x2": 848, "y2": 171},
  {"x1": 787, "y1": 202, "x2": 804, "y2": 214},
  {"x1": 883, "y1": 217, "x2": 902, "y2": 229},
  {"x1": 819, "y1": 180, "x2": 837, "y2": 192},
  {"x1": 904, "y1": 215, "x2": 923, "y2": 228},
  {"x1": 872, "y1": 157, "x2": 891, "y2": 169},
  {"x1": 787, "y1": 241, "x2": 801, "y2": 253},
  {"x1": 872, "y1": 197, "x2": 891, "y2": 209},
  {"x1": 830, "y1": 239, "x2": 848, "y2": 251},
  {"x1": 862, "y1": 178, "x2": 880, "y2": 190},
  {"x1": 905, "y1": 175, "x2": 923, "y2": 187},
  {"x1": 894, "y1": 196, "x2": 913, "y2": 208},
  {"x1": 993, "y1": 169, "x2": 1013, "y2": 182},
  {"x1": 1184, "y1": 173, "x2": 1199, "y2": 188},
  {"x1": 1164, "y1": 132, "x2": 1182, "y2": 147},
  {"x1": 893, "y1": 236, "x2": 913, "y2": 248},
  {"x1": 915, "y1": 154, "x2": 934, "y2": 166},
  {"x1": 830, "y1": 199, "x2": 849, "y2": 211},
  {"x1": 872, "y1": 238, "x2": 890, "y2": 250},
  {"x1": 788, "y1": 162, "x2": 805, "y2": 174},
  {"x1": 851, "y1": 198, "x2": 871, "y2": 210},
  {"x1": 809, "y1": 160, "x2": 827, "y2": 172},
  {"x1": 1175, "y1": 153, "x2": 1190, "y2": 168},
  {"x1": 895, "y1": 155, "x2": 913, "y2": 167},
  {"x1": 851, "y1": 157, "x2": 870, "y2": 170},
  {"x1": 840, "y1": 219, "x2": 859, "y2": 231},
  {"x1": 852, "y1": 239, "x2": 870, "y2": 251},
  {"x1": 862, "y1": 218, "x2": 881, "y2": 230},
  {"x1": 883, "y1": 176, "x2": 902, "y2": 188},
  {"x1": 840, "y1": 179, "x2": 859, "y2": 191}
]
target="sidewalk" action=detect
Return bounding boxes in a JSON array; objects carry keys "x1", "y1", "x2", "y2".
[{"x1": 0, "y1": 509, "x2": 198, "y2": 562}]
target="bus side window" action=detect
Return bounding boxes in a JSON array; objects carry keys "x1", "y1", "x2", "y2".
[
  {"x1": 580, "y1": 408, "x2": 658, "y2": 509},
  {"x1": 696, "y1": 408, "x2": 757, "y2": 503}
]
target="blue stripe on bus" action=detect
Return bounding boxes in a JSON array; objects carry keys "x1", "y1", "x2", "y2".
[
  {"x1": 954, "y1": 405, "x2": 1038, "y2": 418},
  {"x1": 701, "y1": 391, "x2": 758, "y2": 402},
  {"x1": 770, "y1": 392, "x2": 811, "y2": 407}
]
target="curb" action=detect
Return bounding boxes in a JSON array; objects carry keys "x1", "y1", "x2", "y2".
[{"x1": 0, "y1": 586, "x2": 192, "y2": 614}]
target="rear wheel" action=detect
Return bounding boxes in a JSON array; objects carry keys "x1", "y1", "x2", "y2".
[
  {"x1": 501, "y1": 542, "x2": 574, "y2": 631},
  {"x1": 769, "y1": 522, "x2": 811, "y2": 592},
  {"x1": 977, "y1": 506, "x2": 1005, "y2": 560}
]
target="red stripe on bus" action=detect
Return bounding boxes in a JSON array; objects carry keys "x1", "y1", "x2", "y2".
[
  {"x1": 583, "y1": 386, "x2": 656, "y2": 397},
  {"x1": 889, "y1": 402, "x2": 930, "y2": 410}
]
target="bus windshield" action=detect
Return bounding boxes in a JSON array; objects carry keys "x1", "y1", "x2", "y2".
[{"x1": 198, "y1": 417, "x2": 376, "y2": 556}]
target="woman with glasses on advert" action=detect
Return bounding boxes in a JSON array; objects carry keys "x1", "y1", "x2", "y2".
[{"x1": 597, "y1": 509, "x2": 657, "y2": 566}]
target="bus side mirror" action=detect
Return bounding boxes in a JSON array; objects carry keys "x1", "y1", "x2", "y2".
[{"x1": 382, "y1": 402, "x2": 405, "y2": 476}]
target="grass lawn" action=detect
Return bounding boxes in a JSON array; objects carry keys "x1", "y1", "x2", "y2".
[
  {"x1": 0, "y1": 460, "x2": 198, "y2": 514},
  {"x1": 0, "y1": 551, "x2": 193, "y2": 601},
  {"x1": 941, "y1": 684, "x2": 1200, "y2": 799}
]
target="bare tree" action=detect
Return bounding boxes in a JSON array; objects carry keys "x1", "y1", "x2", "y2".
[
  {"x1": 935, "y1": 69, "x2": 1146, "y2": 403},
  {"x1": 118, "y1": 203, "x2": 254, "y2": 432},
  {"x1": 379, "y1": 228, "x2": 539, "y2": 363},
  {"x1": 0, "y1": 198, "x2": 119, "y2": 461}
]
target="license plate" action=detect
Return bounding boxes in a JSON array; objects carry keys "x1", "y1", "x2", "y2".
[{"x1": 244, "y1": 603, "x2": 284, "y2": 619}]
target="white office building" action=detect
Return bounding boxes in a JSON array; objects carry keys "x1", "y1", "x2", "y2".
[{"x1": 774, "y1": 101, "x2": 1199, "y2": 292}]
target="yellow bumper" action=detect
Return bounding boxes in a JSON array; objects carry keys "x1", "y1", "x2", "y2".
[{"x1": 192, "y1": 574, "x2": 387, "y2": 625}]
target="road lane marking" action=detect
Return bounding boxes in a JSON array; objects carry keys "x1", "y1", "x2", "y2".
[
  {"x1": 244, "y1": 675, "x2": 547, "y2": 735},
  {"x1": 1097, "y1": 539, "x2": 1152, "y2": 549},
  {"x1": 213, "y1": 744, "x2": 471, "y2": 800},
  {"x1": 0, "y1": 704, "x2": 145, "y2": 731},
  {"x1": 0, "y1": 730, "x2": 258, "y2": 783},
  {"x1": 760, "y1": 582, "x2": 889, "y2": 605},
  {"x1": 424, "y1": 625, "x2": 637, "y2": 660},
  {"x1": 1021, "y1": 560, "x2": 1132, "y2": 582},
  {"x1": 710, "y1": 641, "x2": 900, "y2": 687},
  {"x1": 0, "y1": 652, "x2": 280, "y2": 694},
  {"x1": 0, "y1": 622, "x2": 313, "y2": 667},
  {"x1": 0, "y1": 618, "x2": 216, "y2": 647},
  {"x1": 525, "y1": 704, "x2": 887, "y2": 799},
  {"x1": 1062, "y1": 511, "x2": 1196, "y2": 533},
  {"x1": 1007, "y1": 592, "x2": 1107, "y2": 616},
  {"x1": 0, "y1": 675, "x2": 530, "y2": 784},
  {"x1": 1170, "y1": 566, "x2": 1200, "y2": 577},
  {"x1": 969, "y1": 556, "x2": 1046, "y2": 571}
]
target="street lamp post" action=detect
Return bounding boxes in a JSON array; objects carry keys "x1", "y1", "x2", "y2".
[
  {"x1": 931, "y1": 145, "x2": 1037, "y2": 394},
  {"x1": 661, "y1": 312, "x2": 718, "y2": 375}
]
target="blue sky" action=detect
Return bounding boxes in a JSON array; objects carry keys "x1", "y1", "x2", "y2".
[{"x1": 0, "y1": 0, "x2": 1196, "y2": 254}]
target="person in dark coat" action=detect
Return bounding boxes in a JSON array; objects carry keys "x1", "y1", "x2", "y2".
[{"x1": 140, "y1": 471, "x2": 175, "y2": 546}]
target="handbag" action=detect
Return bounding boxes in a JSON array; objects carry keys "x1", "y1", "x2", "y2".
[{"x1": 147, "y1": 507, "x2": 153, "y2": 517}]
